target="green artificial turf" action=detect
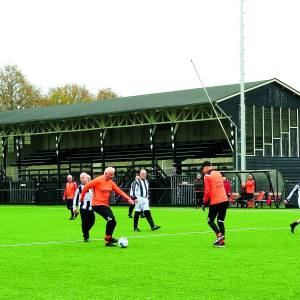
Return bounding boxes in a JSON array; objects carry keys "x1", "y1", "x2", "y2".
[{"x1": 0, "y1": 206, "x2": 300, "y2": 300}]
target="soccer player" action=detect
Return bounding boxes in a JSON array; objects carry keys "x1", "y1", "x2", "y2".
[
  {"x1": 63, "y1": 174, "x2": 78, "y2": 220},
  {"x1": 201, "y1": 161, "x2": 228, "y2": 247},
  {"x1": 128, "y1": 175, "x2": 140, "y2": 218},
  {"x1": 131, "y1": 169, "x2": 160, "y2": 232},
  {"x1": 80, "y1": 167, "x2": 134, "y2": 247},
  {"x1": 73, "y1": 173, "x2": 95, "y2": 242}
]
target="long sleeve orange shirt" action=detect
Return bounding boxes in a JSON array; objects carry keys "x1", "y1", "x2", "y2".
[
  {"x1": 63, "y1": 182, "x2": 77, "y2": 199},
  {"x1": 80, "y1": 175, "x2": 131, "y2": 206},
  {"x1": 246, "y1": 179, "x2": 255, "y2": 194},
  {"x1": 203, "y1": 170, "x2": 228, "y2": 206}
]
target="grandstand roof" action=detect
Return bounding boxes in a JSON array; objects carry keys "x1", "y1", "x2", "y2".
[{"x1": 0, "y1": 78, "x2": 284, "y2": 126}]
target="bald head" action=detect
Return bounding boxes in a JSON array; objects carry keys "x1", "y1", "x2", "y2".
[
  {"x1": 67, "y1": 175, "x2": 73, "y2": 182},
  {"x1": 140, "y1": 169, "x2": 147, "y2": 179}
]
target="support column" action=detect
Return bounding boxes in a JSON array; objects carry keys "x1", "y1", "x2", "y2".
[
  {"x1": 149, "y1": 125, "x2": 157, "y2": 177},
  {"x1": 16, "y1": 136, "x2": 22, "y2": 174},
  {"x1": 171, "y1": 124, "x2": 179, "y2": 174},
  {"x1": 1, "y1": 137, "x2": 8, "y2": 172},
  {"x1": 100, "y1": 129, "x2": 107, "y2": 174},
  {"x1": 55, "y1": 133, "x2": 62, "y2": 188}
]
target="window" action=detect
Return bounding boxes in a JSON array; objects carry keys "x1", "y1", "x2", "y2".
[
  {"x1": 246, "y1": 105, "x2": 254, "y2": 155},
  {"x1": 273, "y1": 139, "x2": 281, "y2": 156},
  {"x1": 264, "y1": 107, "x2": 272, "y2": 144},
  {"x1": 281, "y1": 108, "x2": 289, "y2": 132},
  {"x1": 273, "y1": 107, "x2": 280, "y2": 138},
  {"x1": 282, "y1": 133, "x2": 289, "y2": 157},
  {"x1": 254, "y1": 106, "x2": 263, "y2": 149},
  {"x1": 290, "y1": 109, "x2": 297, "y2": 127},
  {"x1": 290, "y1": 128, "x2": 298, "y2": 157}
]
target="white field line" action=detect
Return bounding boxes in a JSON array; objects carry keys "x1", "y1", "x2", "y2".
[{"x1": 0, "y1": 227, "x2": 288, "y2": 248}]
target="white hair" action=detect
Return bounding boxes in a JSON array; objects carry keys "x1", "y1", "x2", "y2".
[
  {"x1": 80, "y1": 172, "x2": 89, "y2": 178},
  {"x1": 104, "y1": 167, "x2": 115, "y2": 174}
]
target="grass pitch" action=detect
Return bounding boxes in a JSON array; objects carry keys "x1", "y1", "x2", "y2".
[{"x1": 0, "y1": 205, "x2": 300, "y2": 300}]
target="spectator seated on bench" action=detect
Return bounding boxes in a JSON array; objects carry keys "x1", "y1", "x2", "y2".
[{"x1": 235, "y1": 183, "x2": 248, "y2": 208}]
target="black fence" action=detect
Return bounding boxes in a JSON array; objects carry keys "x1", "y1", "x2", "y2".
[{"x1": 0, "y1": 169, "x2": 288, "y2": 207}]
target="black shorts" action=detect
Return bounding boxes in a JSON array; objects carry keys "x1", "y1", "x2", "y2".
[
  {"x1": 208, "y1": 201, "x2": 228, "y2": 222},
  {"x1": 93, "y1": 205, "x2": 115, "y2": 222}
]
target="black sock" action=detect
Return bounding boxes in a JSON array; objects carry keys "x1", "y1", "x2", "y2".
[
  {"x1": 129, "y1": 204, "x2": 134, "y2": 216},
  {"x1": 208, "y1": 220, "x2": 220, "y2": 235},
  {"x1": 144, "y1": 210, "x2": 155, "y2": 228},
  {"x1": 291, "y1": 222, "x2": 298, "y2": 227},
  {"x1": 134, "y1": 211, "x2": 140, "y2": 229},
  {"x1": 106, "y1": 218, "x2": 116, "y2": 236},
  {"x1": 217, "y1": 221, "x2": 225, "y2": 236}
]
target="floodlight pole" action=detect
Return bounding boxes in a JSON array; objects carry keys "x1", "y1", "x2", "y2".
[{"x1": 240, "y1": 0, "x2": 246, "y2": 171}]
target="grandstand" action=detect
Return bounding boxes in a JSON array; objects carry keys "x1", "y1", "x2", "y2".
[{"x1": 1, "y1": 78, "x2": 300, "y2": 205}]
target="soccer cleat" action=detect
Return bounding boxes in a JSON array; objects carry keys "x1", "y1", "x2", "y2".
[
  {"x1": 69, "y1": 217, "x2": 75, "y2": 220},
  {"x1": 105, "y1": 241, "x2": 117, "y2": 247},
  {"x1": 134, "y1": 228, "x2": 141, "y2": 232},
  {"x1": 75, "y1": 212, "x2": 79, "y2": 219},
  {"x1": 215, "y1": 241, "x2": 226, "y2": 248},
  {"x1": 151, "y1": 225, "x2": 161, "y2": 231},
  {"x1": 141, "y1": 214, "x2": 145, "y2": 218},
  {"x1": 128, "y1": 215, "x2": 133, "y2": 218},
  {"x1": 110, "y1": 237, "x2": 119, "y2": 244},
  {"x1": 290, "y1": 223, "x2": 295, "y2": 234},
  {"x1": 213, "y1": 235, "x2": 225, "y2": 246},
  {"x1": 84, "y1": 238, "x2": 90, "y2": 243}
]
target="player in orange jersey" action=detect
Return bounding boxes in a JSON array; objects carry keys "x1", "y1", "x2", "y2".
[
  {"x1": 81, "y1": 167, "x2": 134, "y2": 246},
  {"x1": 63, "y1": 174, "x2": 78, "y2": 220},
  {"x1": 201, "y1": 161, "x2": 229, "y2": 247}
]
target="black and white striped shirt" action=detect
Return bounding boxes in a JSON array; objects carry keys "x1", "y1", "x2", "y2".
[
  {"x1": 73, "y1": 184, "x2": 93, "y2": 211},
  {"x1": 130, "y1": 178, "x2": 149, "y2": 199}
]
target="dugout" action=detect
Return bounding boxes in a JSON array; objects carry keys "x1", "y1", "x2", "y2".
[{"x1": 0, "y1": 78, "x2": 300, "y2": 206}]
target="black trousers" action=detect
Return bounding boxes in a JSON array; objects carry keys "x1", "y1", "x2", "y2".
[
  {"x1": 195, "y1": 191, "x2": 204, "y2": 207},
  {"x1": 93, "y1": 205, "x2": 116, "y2": 238},
  {"x1": 207, "y1": 201, "x2": 228, "y2": 235},
  {"x1": 66, "y1": 199, "x2": 74, "y2": 218},
  {"x1": 80, "y1": 208, "x2": 95, "y2": 239}
]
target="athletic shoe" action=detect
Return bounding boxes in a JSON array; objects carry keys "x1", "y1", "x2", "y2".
[
  {"x1": 110, "y1": 237, "x2": 119, "y2": 244},
  {"x1": 141, "y1": 214, "x2": 145, "y2": 218},
  {"x1": 128, "y1": 215, "x2": 133, "y2": 218},
  {"x1": 290, "y1": 223, "x2": 296, "y2": 234},
  {"x1": 75, "y1": 212, "x2": 79, "y2": 219},
  {"x1": 105, "y1": 241, "x2": 117, "y2": 247},
  {"x1": 215, "y1": 241, "x2": 226, "y2": 248},
  {"x1": 134, "y1": 228, "x2": 141, "y2": 232},
  {"x1": 213, "y1": 235, "x2": 225, "y2": 246},
  {"x1": 69, "y1": 217, "x2": 74, "y2": 220},
  {"x1": 151, "y1": 225, "x2": 161, "y2": 231},
  {"x1": 84, "y1": 238, "x2": 90, "y2": 242}
]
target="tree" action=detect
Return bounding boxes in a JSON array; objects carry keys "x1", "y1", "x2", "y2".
[
  {"x1": 0, "y1": 65, "x2": 43, "y2": 110},
  {"x1": 96, "y1": 88, "x2": 119, "y2": 100},
  {"x1": 47, "y1": 84, "x2": 93, "y2": 105}
]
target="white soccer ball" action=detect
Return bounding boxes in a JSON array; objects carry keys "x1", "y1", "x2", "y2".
[{"x1": 118, "y1": 237, "x2": 128, "y2": 248}]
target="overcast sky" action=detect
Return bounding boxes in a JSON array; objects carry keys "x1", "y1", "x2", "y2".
[{"x1": 1, "y1": 0, "x2": 299, "y2": 97}]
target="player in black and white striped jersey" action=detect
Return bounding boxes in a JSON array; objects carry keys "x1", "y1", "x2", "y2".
[
  {"x1": 73, "y1": 172, "x2": 95, "y2": 242},
  {"x1": 131, "y1": 169, "x2": 160, "y2": 232}
]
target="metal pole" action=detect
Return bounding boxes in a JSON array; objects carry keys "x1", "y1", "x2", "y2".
[{"x1": 240, "y1": 0, "x2": 246, "y2": 171}]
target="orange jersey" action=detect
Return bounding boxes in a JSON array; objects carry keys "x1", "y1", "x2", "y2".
[
  {"x1": 63, "y1": 182, "x2": 77, "y2": 199},
  {"x1": 246, "y1": 179, "x2": 255, "y2": 193},
  {"x1": 80, "y1": 175, "x2": 131, "y2": 207},
  {"x1": 203, "y1": 170, "x2": 228, "y2": 206}
]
